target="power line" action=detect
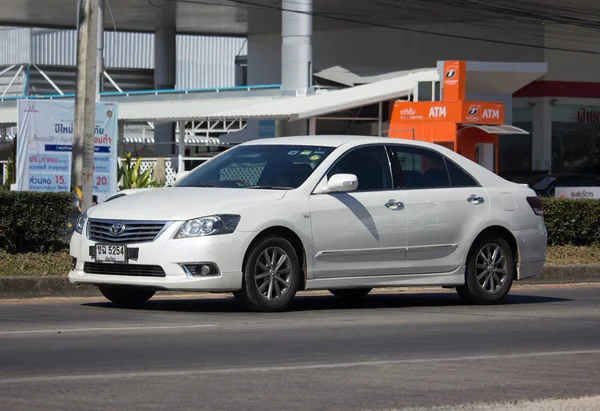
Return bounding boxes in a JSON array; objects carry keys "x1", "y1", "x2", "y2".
[{"x1": 173, "y1": 0, "x2": 600, "y2": 55}]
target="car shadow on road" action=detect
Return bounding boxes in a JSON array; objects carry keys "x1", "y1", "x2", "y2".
[{"x1": 82, "y1": 291, "x2": 572, "y2": 314}]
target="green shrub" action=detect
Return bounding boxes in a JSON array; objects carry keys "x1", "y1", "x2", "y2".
[
  {"x1": 118, "y1": 152, "x2": 157, "y2": 190},
  {"x1": 0, "y1": 191, "x2": 74, "y2": 253},
  {"x1": 542, "y1": 198, "x2": 600, "y2": 246},
  {"x1": 2, "y1": 158, "x2": 14, "y2": 190}
]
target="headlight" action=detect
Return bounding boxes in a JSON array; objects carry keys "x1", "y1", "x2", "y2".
[
  {"x1": 75, "y1": 212, "x2": 88, "y2": 235},
  {"x1": 175, "y1": 215, "x2": 241, "y2": 239}
]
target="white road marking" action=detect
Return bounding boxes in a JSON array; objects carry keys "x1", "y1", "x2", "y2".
[
  {"x1": 366, "y1": 395, "x2": 600, "y2": 411},
  {"x1": 1, "y1": 349, "x2": 600, "y2": 384},
  {"x1": 0, "y1": 324, "x2": 218, "y2": 336}
]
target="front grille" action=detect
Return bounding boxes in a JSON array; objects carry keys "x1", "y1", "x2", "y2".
[
  {"x1": 88, "y1": 219, "x2": 167, "y2": 244},
  {"x1": 83, "y1": 262, "x2": 166, "y2": 277}
]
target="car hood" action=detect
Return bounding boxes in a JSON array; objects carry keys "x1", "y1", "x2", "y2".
[{"x1": 87, "y1": 187, "x2": 287, "y2": 221}]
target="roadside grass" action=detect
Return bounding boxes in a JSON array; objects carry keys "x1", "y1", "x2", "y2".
[
  {"x1": 0, "y1": 251, "x2": 71, "y2": 277},
  {"x1": 1, "y1": 245, "x2": 599, "y2": 276},
  {"x1": 545, "y1": 245, "x2": 600, "y2": 266}
]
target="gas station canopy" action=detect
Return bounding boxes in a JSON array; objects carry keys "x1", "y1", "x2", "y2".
[{"x1": 0, "y1": 61, "x2": 546, "y2": 128}]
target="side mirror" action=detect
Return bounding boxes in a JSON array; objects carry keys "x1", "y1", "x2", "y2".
[{"x1": 315, "y1": 173, "x2": 358, "y2": 194}]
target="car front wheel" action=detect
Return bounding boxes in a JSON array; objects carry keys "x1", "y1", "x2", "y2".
[
  {"x1": 98, "y1": 285, "x2": 156, "y2": 306},
  {"x1": 456, "y1": 235, "x2": 515, "y2": 304},
  {"x1": 234, "y1": 235, "x2": 301, "y2": 312}
]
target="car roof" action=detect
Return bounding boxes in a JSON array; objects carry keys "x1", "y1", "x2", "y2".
[{"x1": 241, "y1": 135, "x2": 447, "y2": 150}]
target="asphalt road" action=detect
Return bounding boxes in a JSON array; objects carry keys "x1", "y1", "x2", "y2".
[{"x1": 1, "y1": 286, "x2": 600, "y2": 411}]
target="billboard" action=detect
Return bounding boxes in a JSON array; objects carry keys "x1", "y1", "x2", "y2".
[
  {"x1": 16, "y1": 100, "x2": 118, "y2": 203},
  {"x1": 390, "y1": 100, "x2": 505, "y2": 125}
]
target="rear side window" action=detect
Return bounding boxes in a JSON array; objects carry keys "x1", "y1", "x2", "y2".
[
  {"x1": 444, "y1": 158, "x2": 479, "y2": 187},
  {"x1": 391, "y1": 146, "x2": 451, "y2": 189}
]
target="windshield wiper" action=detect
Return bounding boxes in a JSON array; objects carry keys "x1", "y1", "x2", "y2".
[
  {"x1": 195, "y1": 183, "x2": 216, "y2": 187},
  {"x1": 247, "y1": 185, "x2": 294, "y2": 190}
]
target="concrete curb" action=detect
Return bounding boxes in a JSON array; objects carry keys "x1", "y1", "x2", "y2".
[{"x1": 1, "y1": 265, "x2": 599, "y2": 300}]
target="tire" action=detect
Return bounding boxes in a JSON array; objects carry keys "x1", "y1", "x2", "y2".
[
  {"x1": 456, "y1": 235, "x2": 515, "y2": 305},
  {"x1": 329, "y1": 288, "x2": 372, "y2": 301},
  {"x1": 98, "y1": 285, "x2": 155, "y2": 306},
  {"x1": 234, "y1": 235, "x2": 301, "y2": 312}
]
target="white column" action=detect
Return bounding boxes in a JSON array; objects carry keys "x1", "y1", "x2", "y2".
[
  {"x1": 308, "y1": 118, "x2": 317, "y2": 135},
  {"x1": 378, "y1": 102, "x2": 383, "y2": 137},
  {"x1": 281, "y1": 0, "x2": 312, "y2": 136},
  {"x1": 532, "y1": 97, "x2": 552, "y2": 171},
  {"x1": 479, "y1": 143, "x2": 495, "y2": 172},
  {"x1": 178, "y1": 120, "x2": 185, "y2": 173},
  {"x1": 281, "y1": 0, "x2": 312, "y2": 95}
]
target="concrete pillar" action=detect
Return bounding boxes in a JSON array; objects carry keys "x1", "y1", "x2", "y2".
[
  {"x1": 96, "y1": 0, "x2": 104, "y2": 100},
  {"x1": 154, "y1": 2, "x2": 177, "y2": 156},
  {"x1": 479, "y1": 143, "x2": 495, "y2": 172},
  {"x1": 532, "y1": 97, "x2": 552, "y2": 172},
  {"x1": 281, "y1": 0, "x2": 312, "y2": 136}
]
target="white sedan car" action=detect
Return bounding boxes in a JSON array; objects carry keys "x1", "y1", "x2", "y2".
[{"x1": 69, "y1": 136, "x2": 547, "y2": 312}]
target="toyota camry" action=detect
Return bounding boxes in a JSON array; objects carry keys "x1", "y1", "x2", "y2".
[{"x1": 69, "y1": 136, "x2": 547, "y2": 312}]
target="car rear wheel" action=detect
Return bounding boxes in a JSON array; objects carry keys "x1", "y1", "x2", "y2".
[
  {"x1": 456, "y1": 235, "x2": 515, "y2": 304},
  {"x1": 329, "y1": 288, "x2": 372, "y2": 301},
  {"x1": 98, "y1": 285, "x2": 155, "y2": 306},
  {"x1": 234, "y1": 235, "x2": 301, "y2": 312}
]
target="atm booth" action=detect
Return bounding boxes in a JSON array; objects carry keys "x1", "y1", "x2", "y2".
[{"x1": 388, "y1": 60, "x2": 542, "y2": 173}]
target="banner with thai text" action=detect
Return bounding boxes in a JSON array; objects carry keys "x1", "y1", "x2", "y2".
[
  {"x1": 16, "y1": 100, "x2": 118, "y2": 203},
  {"x1": 555, "y1": 186, "x2": 600, "y2": 199}
]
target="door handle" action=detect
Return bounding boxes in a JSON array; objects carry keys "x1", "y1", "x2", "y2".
[
  {"x1": 385, "y1": 199, "x2": 404, "y2": 210},
  {"x1": 467, "y1": 194, "x2": 485, "y2": 205}
]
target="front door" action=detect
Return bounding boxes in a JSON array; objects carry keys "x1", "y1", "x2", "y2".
[
  {"x1": 309, "y1": 145, "x2": 407, "y2": 279},
  {"x1": 389, "y1": 144, "x2": 490, "y2": 274}
]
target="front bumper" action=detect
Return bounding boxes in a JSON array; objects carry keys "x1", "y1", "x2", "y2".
[{"x1": 68, "y1": 221, "x2": 251, "y2": 292}]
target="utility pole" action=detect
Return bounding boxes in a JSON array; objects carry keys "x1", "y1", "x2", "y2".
[
  {"x1": 72, "y1": 0, "x2": 99, "y2": 212},
  {"x1": 96, "y1": 0, "x2": 104, "y2": 99}
]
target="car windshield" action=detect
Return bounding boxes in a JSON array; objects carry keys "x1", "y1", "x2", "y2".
[{"x1": 175, "y1": 144, "x2": 335, "y2": 189}]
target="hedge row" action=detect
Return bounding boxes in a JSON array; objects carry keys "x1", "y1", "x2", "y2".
[
  {"x1": 0, "y1": 193, "x2": 599, "y2": 253},
  {"x1": 543, "y1": 198, "x2": 600, "y2": 246},
  {"x1": 0, "y1": 192, "x2": 74, "y2": 253}
]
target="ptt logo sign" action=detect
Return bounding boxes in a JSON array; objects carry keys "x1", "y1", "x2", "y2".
[
  {"x1": 466, "y1": 105, "x2": 481, "y2": 120},
  {"x1": 428, "y1": 106, "x2": 447, "y2": 118},
  {"x1": 466, "y1": 105, "x2": 501, "y2": 122},
  {"x1": 444, "y1": 65, "x2": 458, "y2": 85},
  {"x1": 468, "y1": 105, "x2": 479, "y2": 116}
]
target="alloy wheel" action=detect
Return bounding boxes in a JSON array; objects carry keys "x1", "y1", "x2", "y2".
[
  {"x1": 254, "y1": 246, "x2": 292, "y2": 302},
  {"x1": 475, "y1": 243, "x2": 509, "y2": 295}
]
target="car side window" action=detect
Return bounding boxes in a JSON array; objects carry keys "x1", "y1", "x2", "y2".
[
  {"x1": 391, "y1": 146, "x2": 451, "y2": 189},
  {"x1": 444, "y1": 158, "x2": 480, "y2": 187},
  {"x1": 327, "y1": 145, "x2": 392, "y2": 191}
]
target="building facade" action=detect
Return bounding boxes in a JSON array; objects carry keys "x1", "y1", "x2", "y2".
[
  {"x1": 246, "y1": 20, "x2": 600, "y2": 178},
  {"x1": 0, "y1": 26, "x2": 247, "y2": 95}
]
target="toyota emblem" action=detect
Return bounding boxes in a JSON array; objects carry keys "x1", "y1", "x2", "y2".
[{"x1": 110, "y1": 222, "x2": 126, "y2": 236}]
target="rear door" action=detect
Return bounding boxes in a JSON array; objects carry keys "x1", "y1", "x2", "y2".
[{"x1": 388, "y1": 144, "x2": 490, "y2": 275}]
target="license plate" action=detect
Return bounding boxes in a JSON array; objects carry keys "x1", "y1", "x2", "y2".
[{"x1": 95, "y1": 244, "x2": 127, "y2": 263}]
